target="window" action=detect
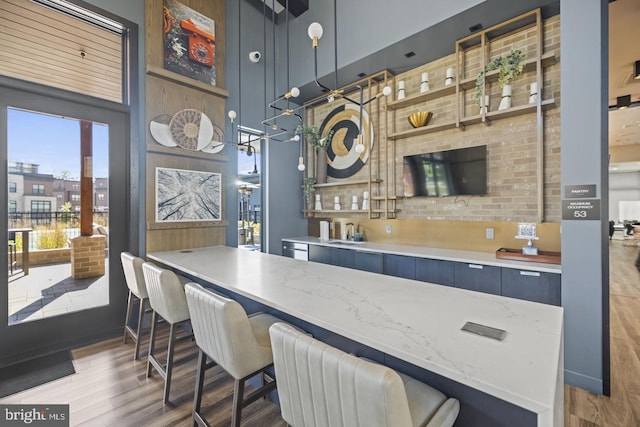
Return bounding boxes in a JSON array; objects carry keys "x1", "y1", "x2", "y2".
[
  {"x1": 97, "y1": 194, "x2": 105, "y2": 201},
  {"x1": 8, "y1": 201, "x2": 16, "y2": 213},
  {"x1": 8, "y1": 182, "x2": 16, "y2": 193},
  {"x1": 71, "y1": 194, "x2": 80, "y2": 201},
  {"x1": 31, "y1": 200, "x2": 51, "y2": 212},
  {"x1": 31, "y1": 200, "x2": 51, "y2": 225},
  {"x1": 74, "y1": 206, "x2": 81, "y2": 212},
  {"x1": 72, "y1": 184, "x2": 79, "y2": 190},
  {"x1": 57, "y1": 194, "x2": 63, "y2": 200},
  {"x1": 32, "y1": 184, "x2": 45, "y2": 195}
]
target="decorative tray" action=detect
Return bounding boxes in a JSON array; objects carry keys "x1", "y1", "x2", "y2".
[{"x1": 495, "y1": 248, "x2": 561, "y2": 265}]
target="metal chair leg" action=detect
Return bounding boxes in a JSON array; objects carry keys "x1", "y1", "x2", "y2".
[
  {"x1": 163, "y1": 323, "x2": 178, "y2": 404},
  {"x1": 123, "y1": 290, "x2": 134, "y2": 344},
  {"x1": 133, "y1": 298, "x2": 147, "y2": 360},
  {"x1": 147, "y1": 311, "x2": 158, "y2": 379},
  {"x1": 192, "y1": 349, "x2": 207, "y2": 427},
  {"x1": 231, "y1": 378, "x2": 245, "y2": 427}
]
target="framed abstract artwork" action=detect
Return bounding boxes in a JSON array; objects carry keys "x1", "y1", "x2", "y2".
[
  {"x1": 163, "y1": 0, "x2": 217, "y2": 86},
  {"x1": 155, "y1": 167, "x2": 222, "y2": 222}
]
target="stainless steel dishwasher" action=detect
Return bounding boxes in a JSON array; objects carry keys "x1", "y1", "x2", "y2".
[{"x1": 282, "y1": 241, "x2": 309, "y2": 260}]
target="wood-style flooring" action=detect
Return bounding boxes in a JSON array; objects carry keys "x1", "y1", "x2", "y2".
[
  {"x1": 564, "y1": 241, "x2": 640, "y2": 426},
  {"x1": 1, "y1": 241, "x2": 639, "y2": 426}
]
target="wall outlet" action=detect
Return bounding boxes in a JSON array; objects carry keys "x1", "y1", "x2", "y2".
[
  {"x1": 385, "y1": 224, "x2": 392, "y2": 234},
  {"x1": 486, "y1": 228, "x2": 495, "y2": 239}
]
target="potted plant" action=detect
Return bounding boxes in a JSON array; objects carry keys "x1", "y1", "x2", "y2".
[
  {"x1": 297, "y1": 125, "x2": 335, "y2": 184},
  {"x1": 302, "y1": 177, "x2": 316, "y2": 209},
  {"x1": 474, "y1": 49, "x2": 527, "y2": 112}
]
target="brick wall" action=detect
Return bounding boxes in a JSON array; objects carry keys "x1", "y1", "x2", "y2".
[
  {"x1": 306, "y1": 15, "x2": 561, "y2": 225},
  {"x1": 70, "y1": 235, "x2": 106, "y2": 279}
]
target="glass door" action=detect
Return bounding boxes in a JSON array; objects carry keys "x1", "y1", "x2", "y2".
[{"x1": 1, "y1": 83, "x2": 129, "y2": 364}]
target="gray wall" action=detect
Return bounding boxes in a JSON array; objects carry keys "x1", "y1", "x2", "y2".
[
  {"x1": 609, "y1": 172, "x2": 640, "y2": 222},
  {"x1": 560, "y1": 0, "x2": 609, "y2": 394}
]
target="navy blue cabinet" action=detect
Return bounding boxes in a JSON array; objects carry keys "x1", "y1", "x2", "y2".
[
  {"x1": 454, "y1": 263, "x2": 501, "y2": 295},
  {"x1": 330, "y1": 247, "x2": 356, "y2": 268},
  {"x1": 415, "y1": 258, "x2": 455, "y2": 286},
  {"x1": 501, "y1": 269, "x2": 561, "y2": 306},
  {"x1": 383, "y1": 254, "x2": 416, "y2": 279},
  {"x1": 354, "y1": 251, "x2": 384, "y2": 273},
  {"x1": 309, "y1": 244, "x2": 331, "y2": 265}
]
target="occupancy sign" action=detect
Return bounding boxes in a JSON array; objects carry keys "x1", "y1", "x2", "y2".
[{"x1": 562, "y1": 199, "x2": 600, "y2": 220}]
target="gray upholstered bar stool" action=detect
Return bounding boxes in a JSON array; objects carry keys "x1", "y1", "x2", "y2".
[
  {"x1": 142, "y1": 261, "x2": 193, "y2": 404},
  {"x1": 269, "y1": 322, "x2": 460, "y2": 427},
  {"x1": 184, "y1": 282, "x2": 285, "y2": 427},
  {"x1": 121, "y1": 252, "x2": 150, "y2": 360}
]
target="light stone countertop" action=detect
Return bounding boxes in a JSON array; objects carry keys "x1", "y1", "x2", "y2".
[
  {"x1": 283, "y1": 236, "x2": 562, "y2": 274},
  {"x1": 149, "y1": 245, "x2": 563, "y2": 426}
]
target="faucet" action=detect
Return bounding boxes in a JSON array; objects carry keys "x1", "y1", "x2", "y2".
[{"x1": 345, "y1": 223, "x2": 355, "y2": 241}]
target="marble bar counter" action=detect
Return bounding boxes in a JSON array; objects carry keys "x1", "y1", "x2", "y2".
[
  {"x1": 148, "y1": 246, "x2": 563, "y2": 427},
  {"x1": 284, "y1": 236, "x2": 561, "y2": 273}
]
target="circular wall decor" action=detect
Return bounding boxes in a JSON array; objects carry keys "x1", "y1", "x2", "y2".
[
  {"x1": 319, "y1": 103, "x2": 374, "y2": 179},
  {"x1": 201, "y1": 124, "x2": 225, "y2": 154},
  {"x1": 149, "y1": 114, "x2": 177, "y2": 147},
  {"x1": 169, "y1": 109, "x2": 213, "y2": 151}
]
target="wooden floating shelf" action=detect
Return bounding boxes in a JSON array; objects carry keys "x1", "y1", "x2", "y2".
[
  {"x1": 371, "y1": 196, "x2": 403, "y2": 200},
  {"x1": 314, "y1": 179, "x2": 382, "y2": 188},
  {"x1": 371, "y1": 209, "x2": 401, "y2": 214},
  {"x1": 459, "y1": 53, "x2": 557, "y2": 90},
  {"x1": 459, "y1": 98, "x2": 555, "y2": 127},
  {"x1": 304, "y1": 210, "x2": 370, "y2": 214},
  {"x1": 388, "y1": 121, "x2": 457, "y2": 140},
  {"x1": 387, "y1": 85, "x2": 456, "y2": 110},
  {"x1": 495, "y1": 248, "x2": 561, "y2": 265},
  {"x1": 147, "y1": 65, "x2": 229, "y2": 98}
]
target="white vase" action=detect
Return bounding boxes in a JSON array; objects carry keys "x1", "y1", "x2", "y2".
[
  {"x1": 420, "y1": 72, "x2": 430, "y2": 93},
  {"x1": 445, "y1": 67, "x2": 454, "y2": 86},
  {"x1": 479, "y1": 95, "x2": 489, "y2": 115},
  {"x1": 498, "y1": 85, "x2": 512, "y2": 110},
  {"x1": 529, "y1": 82, "x2": 538, "y2": 104},
  {"x1": 397, "y1": 80, "x2": 405, "y2": 100}
]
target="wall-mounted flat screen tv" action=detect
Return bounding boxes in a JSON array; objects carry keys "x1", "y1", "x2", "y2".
[{"x1": 403, "y1": 145, "x2": 487, "y2": 197}]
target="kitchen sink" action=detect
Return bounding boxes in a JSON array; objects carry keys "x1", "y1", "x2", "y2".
[{"x1": 328, "y1": 240, "x2": 366, "y2": 245}]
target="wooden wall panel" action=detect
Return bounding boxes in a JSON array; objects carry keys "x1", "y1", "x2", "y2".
[
  {"x1": 145, "y1": 0, "x2": 228, "y2": 253},
  {"x1": 0, "y1": 0, "x2": 122, "y2": 102}
]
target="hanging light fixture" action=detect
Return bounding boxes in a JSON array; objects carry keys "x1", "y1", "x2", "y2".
[{"x1": 306, "y1": 0, "x2": 391, "y2": 156}]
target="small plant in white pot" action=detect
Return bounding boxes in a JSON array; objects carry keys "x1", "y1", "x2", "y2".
[{"x1": 475, "y1": 49, "x2": 527, "y2": 112}]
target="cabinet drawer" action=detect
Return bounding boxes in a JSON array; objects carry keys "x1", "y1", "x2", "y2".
[
  {"x1": 354, "y1": 251, "x2": 384, "y2": 273},
  {"x1": 383, "y1": 254, "x2": 416, "y2": 279},
  {"x1": 454, "y1": 263, "x2": 501, "y2": 295},
  {"x1": 501, "y1": 269, "x2": 561, "y2": 306},
  {"x1": 331, "y1": 247, "x2": 356, "y2": 268},
  {"x1": 415, "y1": 258, "x2": 455, "y2": 286},
  {"x1": 308, "y1": 245, "x2": 331, "y2": 265}
]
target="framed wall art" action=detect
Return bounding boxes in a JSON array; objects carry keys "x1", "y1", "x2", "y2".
[
  {"x1": 156, "y1": 167, "x2": 222, "y2": 222},
  {"x1": 163, "y1": 0, "x2": 217, "y2": 86}
]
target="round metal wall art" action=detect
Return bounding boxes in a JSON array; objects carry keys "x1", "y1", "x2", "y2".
[
  {"x1": 169, "y1": 109, "x2": 214, "y2": 151},
  {"x1": 319, "y1": 103, "x2": 374, "y2": 179},
  {"x1": 149, "y1": 110, "x2": 224, "y2": 154}
]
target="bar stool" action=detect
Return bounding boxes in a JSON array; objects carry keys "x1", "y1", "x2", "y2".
[
  {"x1": 142, "y1": 261, "x2": 193, "y2": 404},
  {"x1": 121, "y1": 252, "x2": 150, "y2": 360},
  {"x1": 184, "y1": 282, "x2": 285, "y2": 427},
  {"x1": 269, "y1": 322, "x2": 460, "y2": 427}
]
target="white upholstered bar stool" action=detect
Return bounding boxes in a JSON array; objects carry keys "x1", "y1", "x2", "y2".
[
  {"x1": 184, "y1": 282, "x2": 284, "y2": 427},
  {"x1": 142, "y1": 261, "x2": 193, "y2": 404},
  {"x1": 121, "y1": 252, "x2": 150, "y2": 361},
  {"x1": 269, "y1": 322, "x2": 460, "y2": 427}
]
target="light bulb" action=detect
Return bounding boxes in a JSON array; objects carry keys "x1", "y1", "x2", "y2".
[
  {"x1": 355, "y1": 143, "x2": 365, "y2": 154},
  {"x1": 290, "y1": 87, "x2": 300, "y2": 98},
  {"x1": 297, "y1": 157, "x2": 306, "y2": 171},
  {"x1": 382, "y1": 86, "x2": 392, "y2": 96},
  {"x1": 228, "y1": 110, "x2": 237, "y2": 121},
  {"x1": 292, "y1": 134, "x2": 300, "y2": 142},
  {"x1": 307, "y1": 22, "x2": 323, "y2": 40}
]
